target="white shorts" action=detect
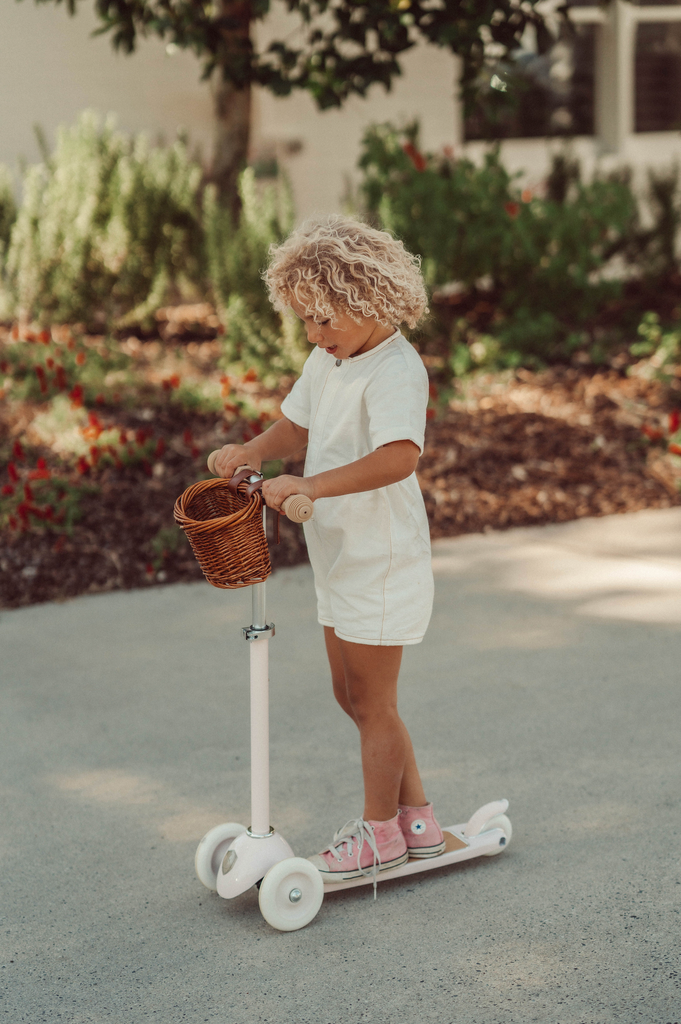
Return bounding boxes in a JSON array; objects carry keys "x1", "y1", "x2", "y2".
[{"x1": 303, "y1": 489, "x2": 434, "y2": 647}]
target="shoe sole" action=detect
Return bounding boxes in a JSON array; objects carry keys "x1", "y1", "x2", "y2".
[
  {"x1": 316, "y1": 850, "x2": 409, "y2": 883},
  {"x1": 406, "y1": 840, "x2": 446, "y2": 859}
]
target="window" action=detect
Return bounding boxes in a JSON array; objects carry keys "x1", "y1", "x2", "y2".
[
  {"x1": 635, "y1": 21, "x2": 681, "y2": 131},
  {"x1": 464, "y1": 23, "x2": 595, "y2": 141}
]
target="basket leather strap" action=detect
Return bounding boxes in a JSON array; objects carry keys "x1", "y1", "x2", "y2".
[{"x1": 228, "y1": 467, "x2": 262, "y2": 497}]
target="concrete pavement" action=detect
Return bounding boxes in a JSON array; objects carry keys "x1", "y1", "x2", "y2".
[{"x1": 2, "y1": 506, "x2": 680, "y2": 1023}]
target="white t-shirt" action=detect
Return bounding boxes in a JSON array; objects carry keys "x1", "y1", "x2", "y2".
[{"x1": 280, "y1": 329, "x2": 433, "y2": 646}]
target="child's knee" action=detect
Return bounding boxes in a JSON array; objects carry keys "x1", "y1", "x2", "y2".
[{"x1": 332, "y1": 675, "x2": 355, "y2": 719}]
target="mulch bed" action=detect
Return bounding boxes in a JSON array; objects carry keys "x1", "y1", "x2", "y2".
[
  {"x1": 419, "y1": 363, "x2": 681, "y2": 536},
  {"x1": 2, "y1": 360, "x2": 680, "y2": 610}
]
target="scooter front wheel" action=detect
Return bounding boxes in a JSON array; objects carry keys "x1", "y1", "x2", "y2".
[
  {"x1": 258, "y1": 857, "x2": 324, "y2": 931},
  {"x1": 195, "y1": 822, "x2": 247, "y2": 890}
]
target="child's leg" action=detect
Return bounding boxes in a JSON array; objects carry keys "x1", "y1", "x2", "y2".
[{"x1": 323, "y1": 626, "x2": 427, "y2": 821}]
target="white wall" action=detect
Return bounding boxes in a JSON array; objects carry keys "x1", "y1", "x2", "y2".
[{"x1": 0, "y1": 0, "x2": 214, "y2": 175}]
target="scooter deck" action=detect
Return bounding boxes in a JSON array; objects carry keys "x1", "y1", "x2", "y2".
[{"x1": 322, "y1": 825, "x2": 506, "y2": 894}]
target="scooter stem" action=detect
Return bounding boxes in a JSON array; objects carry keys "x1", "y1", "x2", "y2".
[
  {"x1": 249, "y1": 612, "x2": 270, "y2": 836},
  {"x1": 245, "y1": 505, "x2": 274, "y2": 836}
]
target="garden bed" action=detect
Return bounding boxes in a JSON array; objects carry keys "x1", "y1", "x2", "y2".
[{"x1": 1, "y1": 320, "x2": 680, "y2": 610}]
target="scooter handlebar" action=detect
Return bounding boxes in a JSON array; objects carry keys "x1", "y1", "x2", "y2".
[{"x1": 206, "y1": 450, "x2": 313, "y2": 523}]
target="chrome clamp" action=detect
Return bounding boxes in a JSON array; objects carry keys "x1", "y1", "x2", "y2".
[{"x1": 242, "y1": 623, "x2": 275, "y2": 642}]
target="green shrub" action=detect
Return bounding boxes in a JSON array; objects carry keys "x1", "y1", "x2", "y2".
[
  {"x1": 629, "y1": 311, "x2": 681, "y2": 381},
  {"x1": 357, "y1": 122, "x2": 637, "y2": 359},
  {"x1": 3, "y1": 112, "x2": 204, "y2": 328},
  {"x1": 623, "y1": 165, "x2": 681, "y2": 281},
  {"x1": 0, "y1": 164, "x2": 16, "y2": 265},
  {"x1": 205, "y1": 168, "x2": 307, "y2": 383}
]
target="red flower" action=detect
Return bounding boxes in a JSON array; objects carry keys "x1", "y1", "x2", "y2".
[
  {"x1": 28, "y1": 468, "x2": 50, "y2": 481},
  {"x1": 403, "y1": 142, "x2": 427, "y2": 172},
  {"x1": 642, "y1": 424, "x2": 664, "y2": 441},
  {"x1": 12, "y1": 441, "x2": 25, "y2": 461},
  {"x1": 119, "y1": 431, "x2": 128, "y2": 445},
  {"x1": 87, "y1": 412, "x2": 104, "y2": 439},
  {"x1": 38, "y1": 330, "x2": 51, "y2": 345},
  {"x1": 55, "y1": 366, "x2": 67, "y2": 390},
  {"x1": 89, "y1": 446, "x2": 101, "y2": 466},
  {"x1": 76, "y1": 456, "x2": 89, "y2": 475},
  {"x1": 669, "y1": 443, "x2": 681, "y2": 456},
  {"x1": 1, "y1": 484, "x2": 15, "y2": 496},
  {"x1": 669, "y1": 410, "x2": 680, "y2": 434},
  {"x1": 8, "y1": 462, "x2": 19, "y2": 482},
  {"x1": 504, "y1": 201, "x2": 521, "y2": 218},
  {"x1": 34, "y1": 365, "x2": 48, "y2": 393},
  {"x1": 242, "y1": 368, "x2": 258, "y2": 383},
  {"x1": 154, "y1": 438, "x2": 166, "y2": 458},
  {"x1": 426, "y1": 408, "x2": 436, "y2": 420},
  {"x1": 75, "y1": 351, "x2": 86, "y2": 366},
  {"x1": 23, "y1": 483, "x2": 34, "y2": 502},
  {"x1": 69, "y1": 384, "x2": 84, "y2": 408},
  {"x1": 37, "y1": 457, "x2": 47, "y2": 470}
]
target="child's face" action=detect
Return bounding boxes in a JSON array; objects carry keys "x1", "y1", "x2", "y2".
[{"x1": 290, "y1": 299, "x2": 393, "y2": 360}]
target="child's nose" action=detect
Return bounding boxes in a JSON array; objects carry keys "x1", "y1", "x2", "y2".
[{"x1": 307, "y1": 324, "x2": 323, "y2": 345}]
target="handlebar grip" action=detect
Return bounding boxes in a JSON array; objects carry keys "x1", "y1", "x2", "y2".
[
  {"x1": 280, "y1": 494, "x2": 314, "y2": 523},
  {"x1": 206, "y1": 450, "x2": 313, "y2": 523},
  {"x1": 206, "y1": 449, "x2": 220, "y2": 475}
]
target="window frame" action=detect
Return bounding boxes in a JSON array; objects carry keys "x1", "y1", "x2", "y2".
[{"x1": 569, "y1": 1, "x2": 681, "y2": 153}]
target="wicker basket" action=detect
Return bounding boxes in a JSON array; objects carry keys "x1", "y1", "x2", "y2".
[{"x1": 173, "y1": 477, "x2": 271, "y2": 589}]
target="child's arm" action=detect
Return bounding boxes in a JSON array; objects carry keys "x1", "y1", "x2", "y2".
[
  {"x1": 261, "y1": 439, "x2": 420, "y2": 509},
  {"x1": 211, "y1": 416, "x2": 308, "y2": 478}
]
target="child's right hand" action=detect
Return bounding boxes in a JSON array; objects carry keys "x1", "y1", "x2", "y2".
[{"x1": 210, "y1": 444, "x2": 262, "y2": 479}]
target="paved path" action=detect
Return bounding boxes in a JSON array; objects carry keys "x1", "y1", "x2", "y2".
[{"x1": 2, "y1": 507, "x2": 680, "y2": 1024}]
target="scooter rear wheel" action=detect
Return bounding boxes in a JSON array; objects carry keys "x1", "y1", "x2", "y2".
[
  {"x1": 195, "y1": 822, "x2": 247, "y2": 890},
  {"x1": 479, "y1": 814, "x2": 512, "y2": 855},
  {"x1": 258, "y1": 857, "x2": 324, "y2": 931}
]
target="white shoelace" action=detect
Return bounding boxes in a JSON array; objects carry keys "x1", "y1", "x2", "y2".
[{"x1": 325, "y1": 818, "x2": 382, "y2": 899}]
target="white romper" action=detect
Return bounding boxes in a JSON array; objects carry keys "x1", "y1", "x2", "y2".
[{"x1": 280, "y1": 329, "x2": 434, "y2": 646}]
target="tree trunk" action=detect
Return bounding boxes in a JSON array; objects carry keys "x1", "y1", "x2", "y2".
[
  {"x1": 212, "y1": 77, "x2": 251, "y2": 214},
  {"x1": 211, "y1": 0, "x2": 253, "y2": 214}
]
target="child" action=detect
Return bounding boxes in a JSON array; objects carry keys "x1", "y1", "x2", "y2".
[{"x1": 212, "y1": 215, "x2": 444, "y2": 886}]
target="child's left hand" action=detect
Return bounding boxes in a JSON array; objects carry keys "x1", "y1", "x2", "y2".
[{"x1": 262, "y1": 474, "x2": 315, "y2": 512}]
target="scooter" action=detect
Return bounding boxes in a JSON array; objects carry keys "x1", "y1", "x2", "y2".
[{"x1": 183, "y1": 457, "x2": 512, "y2": 932}]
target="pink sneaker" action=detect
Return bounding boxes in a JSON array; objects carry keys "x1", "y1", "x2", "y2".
[
  {"x1": 308, "y1": 815, "x2": 408, "y2": 885},
  {"x1": 398, "y1": 802, "x2": 446, "y2": 858}
]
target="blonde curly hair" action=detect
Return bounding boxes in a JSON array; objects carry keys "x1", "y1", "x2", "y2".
[{"x1": 265, "y1": 215, "x2": 428, "y2": 329}]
